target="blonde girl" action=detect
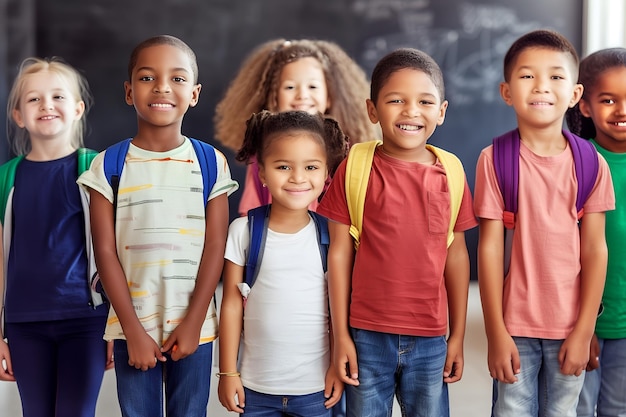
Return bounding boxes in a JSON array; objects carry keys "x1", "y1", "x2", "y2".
[
  {"x1": 214, "y1": 38, "x2": 378, "y2": 215},
  {"x1": 0, "y1": 57, "x2": 111, "y2": 417}
]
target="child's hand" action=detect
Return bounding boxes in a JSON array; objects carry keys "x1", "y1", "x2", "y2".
[
  {"x1": 586, "y1": 334, "x2": 600, "y2": 371},
  {"x1": 0, "y1": 339, "x2": 15, "y2": 381},
  {"x1": 161, "y1": 320, "x2": 200, "y2": 361},
  {"x1": 105, "y1": 340, "x2": 115, "y2": 370},
  {"x1": 335, "y1": 334, "x2": 359, "y2": 386},
  {"x1": 126, "y1": 331, "x2": 166, "y2": 371},
  {"x1": 559, "y1": 330, "x2": 590, "y2": 376},
  {"x1": 443, "y1": 335, "x2": 464, "y2": 383},
  {"x1": 323, "y1": 364, "x2": 344, "y2": 408},
  {"x1": 217, "y1": 374, "x2": 245, "y2": 413},
  {"x1": 487, "y1": 330, "x2": 520, "y2": 384}
]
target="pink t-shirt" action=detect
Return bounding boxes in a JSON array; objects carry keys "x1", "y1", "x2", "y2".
[
  {"x1": 474, "y1": 142, "x2": 615, "y2": 339},
  {"x1": 318, "y1": 148, "x2": 478, "y2": 336}
]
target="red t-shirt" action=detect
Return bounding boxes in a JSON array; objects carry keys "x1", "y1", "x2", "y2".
[{"x1": 318, "y1": 148, "x2": 477, "y2": 336}]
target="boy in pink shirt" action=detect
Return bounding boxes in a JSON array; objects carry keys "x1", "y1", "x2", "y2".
[{"x1": 474, "y1": 29, "x2": 615, "y2": 416}]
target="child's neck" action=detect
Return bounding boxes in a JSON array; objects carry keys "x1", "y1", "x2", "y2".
[
  {"x1": 132, "y1": 130, "x2": 186, "y2": 152},
  {"x1": 267, "y1": 205, "x2": 311, "y2": 234},
  {"x1": 27, "y1": 140, "x2": 75, "y2": 161},
  {"x1": 518, "y1": 124, "x2": 567, "y2": 157},
  {"x1": 131, "y1": 120, "x2": 186, "y2": 152}
]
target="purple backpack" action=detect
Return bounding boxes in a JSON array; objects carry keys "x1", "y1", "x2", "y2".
[{"x1": 492, "y1": 128, "x2": 599, "y2": 275}]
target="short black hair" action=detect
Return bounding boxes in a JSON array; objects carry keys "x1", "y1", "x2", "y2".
[
  {"x1": 370, "y1": 48, "x2": 445, "y2": 105},
  {"x1": 128, "y1": 35, "x2": 198, "y2": 83},
  {"x1": 503, "y1": 29, "x2": 579, "y2": 82}
]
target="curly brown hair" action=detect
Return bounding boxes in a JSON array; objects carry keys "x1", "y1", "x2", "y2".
[{"x1": 214, "y1": 38, "x2": 379, "y2": 151}]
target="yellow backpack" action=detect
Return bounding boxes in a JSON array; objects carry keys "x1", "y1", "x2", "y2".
[{"x1": 345, "y1": 140, "x2": 465, "y2": 249}]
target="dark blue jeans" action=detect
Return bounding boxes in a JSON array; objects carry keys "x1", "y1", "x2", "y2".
[{"x1": 6, "y1": 316, "x2": 108, "y2": 417}]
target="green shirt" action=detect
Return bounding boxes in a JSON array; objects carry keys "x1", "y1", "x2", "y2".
[{"x1": 592, "y1": 139, "x2": 626, "y2": 339}]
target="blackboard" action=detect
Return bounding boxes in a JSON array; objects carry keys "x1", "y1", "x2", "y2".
[{"x1": 11, "y1": 0, "x2": 583, "y2": 279}]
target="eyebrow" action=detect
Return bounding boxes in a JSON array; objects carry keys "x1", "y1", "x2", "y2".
[
  {"x1": 135, "y1": 66, "x2": 191, "y2": 74},
  {"x1": 516, "y1": 65, "x2": 567, "y2": 72}
]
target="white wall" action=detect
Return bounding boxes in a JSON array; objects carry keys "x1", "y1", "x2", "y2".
[{"x1": 583, "y1": 0, "x2": 626, "y2": 55}]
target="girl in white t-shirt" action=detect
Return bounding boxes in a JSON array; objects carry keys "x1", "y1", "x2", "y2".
[{"x1": 218, "y1": 110, "x2": 348, "y2": 416}]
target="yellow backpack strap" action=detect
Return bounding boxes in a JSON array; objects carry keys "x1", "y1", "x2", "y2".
[
  {"x1": 426, "y1": 144, "x2": 465, "y2": 248},
  {"x1": 345, "y1": 140, "x2": 382, "y2": 250}
]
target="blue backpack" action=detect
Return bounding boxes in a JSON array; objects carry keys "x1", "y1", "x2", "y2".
[
  {"x1": 244, "y1": 204, "x2": 329, "y2": 289},
  {"x1": 103, "y1": 138, "x2": 218, "y2": 211},
  {"x1": 492, "y1": 128, "x2": 599, "y2": 275}
]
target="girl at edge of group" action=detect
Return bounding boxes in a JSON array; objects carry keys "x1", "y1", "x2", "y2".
[
  {"x1": 0, "y1": 56, "x2": 112, "y2": 417},
  {"x1": 566, "y1": 47, "x2": 626, "y2": 417}
]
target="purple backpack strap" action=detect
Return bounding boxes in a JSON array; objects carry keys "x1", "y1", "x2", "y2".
[
  {"x1": 564, "y1": 130, "x2": 599, "y2": 216},
  {"x1": 492, "y1": 128, "x2": 520, "y2": 229}
]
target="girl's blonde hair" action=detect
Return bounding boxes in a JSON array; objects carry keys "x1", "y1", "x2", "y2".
[
  {"x1": 6, "y1": 57, "x2": 92, "y2": 156},
  {"x1": 214, "y1": 38, "x2": 379, "y2": 151}
]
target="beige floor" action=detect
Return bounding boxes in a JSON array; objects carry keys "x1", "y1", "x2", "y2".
[{"x1": 0, "y1": 283, "x2": 492, "y2": 416}]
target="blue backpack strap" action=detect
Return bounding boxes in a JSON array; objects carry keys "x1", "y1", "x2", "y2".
[
  {"x1": 563, "y1": 130, "x2": 599, "y2": 217},
  {"x1": 103, "y1": 138, "x2": 132, "y2": 217},
  {"x1": 245, "y1": 204, "x2": 271, "y2": 288},
  {"x1": 310, "y1": 211, "x2": 329, "y2": 272},
  {"x1": 189, "y1": 138, "x2": 218, "y2": 206}
]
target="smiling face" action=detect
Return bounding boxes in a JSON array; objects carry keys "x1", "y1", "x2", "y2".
[
  {"x1": 12, "y1": 70, "x2": 84, "y2": 147},
  {"x1": 500, "y1": 47, "x2": 582, "y2": 131},
  {"x1": 124, "y1": 44, "x2": 201, "y2": 135},
  {"x1": 366, "y1": 68, "x2": 447, "y2": 161},
  {"x1": 258, "y1": 132, "x2": 328, "y2": 211},
  {"x1": 275, "y1": 57, "x2": 330, "y2": 114},
  {"x1": 579, "y1": 66, "x2": 626, "y2": 153}
]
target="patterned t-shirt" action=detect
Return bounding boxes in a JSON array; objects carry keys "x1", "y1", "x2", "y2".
[{"x1": 78, "y1": 138, "x2": 238, "y2": 344}]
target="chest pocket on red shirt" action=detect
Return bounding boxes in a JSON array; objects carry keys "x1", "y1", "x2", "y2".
[{"x1": 428, "y1": 191, "x2": 450, "y2": 235}]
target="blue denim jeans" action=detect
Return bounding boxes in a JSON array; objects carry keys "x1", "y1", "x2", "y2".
[
  {"x1": 346, "y1": 328, "x2": 449, "y2": 417},
  {"x1": 113, "y1": 340, "x2": 213, "y2": 417},
  {"x1": 577, "y1": 337, "x2": 626, "y2": 417},
  {"x1": 242, "y1": 388, "x2": 332, "y2": 417},
  {"x1": 492, "y1": 337, "x2": 584, "y2": 417}
]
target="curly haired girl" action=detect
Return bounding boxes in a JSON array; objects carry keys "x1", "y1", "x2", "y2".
[{"x1": 214, "y1": 38, "x2": 378, "y2": 215}]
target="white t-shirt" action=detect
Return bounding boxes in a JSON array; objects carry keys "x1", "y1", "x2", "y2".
[
  {"x1": 78, "y1": 138, "x2": 238, "y2": 345},
  {"x1": 225, "y1": 215, "x2": 330, "y2": 395}
]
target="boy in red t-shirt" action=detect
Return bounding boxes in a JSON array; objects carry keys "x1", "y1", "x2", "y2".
[{"x1": 318, "y1": 48, "x2": 477, "y2": 416}]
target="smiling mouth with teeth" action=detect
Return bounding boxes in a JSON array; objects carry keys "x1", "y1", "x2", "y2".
[
  {"x1": 150, "y1": 103, "x2": 173, "y2": 108},
  {"x1": 398, "y1": 124, "x2": 421, "y2": 131}
]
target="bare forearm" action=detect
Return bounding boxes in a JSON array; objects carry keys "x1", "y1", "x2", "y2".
[{"x1": 445, "y1": 232, "x2": 470, "y2": 340}]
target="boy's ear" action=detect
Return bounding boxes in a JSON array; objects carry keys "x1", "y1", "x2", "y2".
[
  {"x1": 366, "y1": 99, "x2": 378, "y2": 124},
  {"x1": 569, "y1": 83, "x2": 584, "y2": 108},
  {"x1": 578, "y1": 98, "x2": 592, "y2": 118},
  {"x1": 500, "y1": 82, "x2": 513, "y2": 106},
  {"x1": 124, "y1": 81, "x2": 134, "y2": 106},
  {"x1": 437, "y1": 100, "x2": 448, "y2": 126},
  {"x1": 12, "y1": 109, "x2": 25, "y2": 128},
  {"x1": 189, "y1": 83, "x2": 202, "y2": 107}
]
